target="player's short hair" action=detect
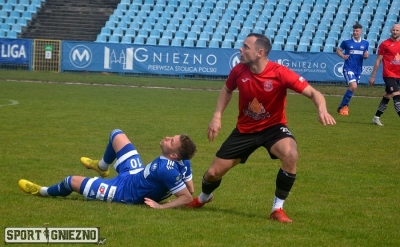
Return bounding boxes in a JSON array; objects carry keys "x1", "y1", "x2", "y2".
[
  {"x1": 247, "y1": 33, "x2": 272, "y2": 56},
  {"x1": 177, "y1": 134, "x2": 197, "y2": 160},
  {"x1": 353, "y1": 23, "x2": 363, "y2": 29}
]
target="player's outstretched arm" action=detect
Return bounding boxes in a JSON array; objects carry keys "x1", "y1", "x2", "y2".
[
  {"x1": 144, "y1": 189, "x2": 193, "y2": 209},
  {"x1": 301, "y1": 85, "x2": 336, "y2": 126},
  {"x1": 208, "y1": 85, "x2": 233, "y2": 142}
]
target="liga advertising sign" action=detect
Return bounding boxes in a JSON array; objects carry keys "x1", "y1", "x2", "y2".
[
  {"x1": 0, "y1": 38, "x2": 31, "y2": 65},
  {"x1": 4, "y1": 227, "x2": 101, "y2": 244}
]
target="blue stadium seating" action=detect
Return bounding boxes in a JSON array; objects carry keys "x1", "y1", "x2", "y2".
[
  {"x1": 90, "y1": 0, "x2": 391, "y2": 50},
  {"x1": 121, "y1": 36, "x2": 132, "y2": 44},
  {"x1": 196, "y1": 40, "x2": 207, "y2": 48},
  {"x1": 158, "y1": 38, "x2": 169, "y2": 46},
  {"x1": 109, "y1": 35, "x2": 120, "y2": 43},
  {"x1": 171, "y1": 38, "x2": 182, "y2": 46},
  {"x1": 183, "y1": 39, "x2": 194, "y2": 47}
]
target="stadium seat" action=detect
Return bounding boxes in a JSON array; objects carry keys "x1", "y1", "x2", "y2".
[
  {"x1": 161, "y1": 30, "x2": 173, "y2": 40},
  {"x1": 286, "y1": 36, "x2": 298, "y2": 46},
  {"x1": 121, "y1": 36, "x2": 132, "y2": 44},
  {"x1": 196, "y1": 40, "x2": 207, "y2": 48},
  {"x1": 109, "y1": 35, "x2": 120, "y2": 43},
  {"x1": 297, "y1": 44, "x2": 308, "y2": 52},
  {"x1": 284, "y1": 44, "x2": 295, "y2": 52},
  {"x1": 209, "y1": 40, "x2": 220, "y2": 48},
  {"x1": 174, "y1": 30, "x2": 185, "y2": 41},
  {"x1": 16, "y1": 18, "x2": 27, "y2": 27},
  {"x1": 0, "y1": 23, "x2": 10, "y2": 32},
  {"x1": 272, "y1": 43, "x2": 282, "y2": 51},
  {"x1": 185, "y1": 31, "x2": 197, "y2": 41},
  {"x1": 112, "y1": 28, "x2": 124, "y2": 37},
  {"x1": 212, "y1": 32, "x2": 223, "y2": 42},
  {"x1": 224, "y1": 33, "x2": 236, "y2": 42},
  {"x1": 234, "y1": 41, "x2": 242, "y2": 49},
  {"x1": 158, "y1": 37, "x2": 169, "y2": 46},
  {"x1": 183, "y1": 39, "x2": 194, "y2": 47},
  {"x1": 325, "y1": 37, "x2": 337, "y2": 47},
  {"x1": 323, "y1": 46, "x2": 335, "y2": 53},
  {"x1": 133, "y1": 36, "x2": 145, "y2": 44},
  {"x1": 237, "y1": 33, "x2": 247, "y2": 43},
  {"x1": 199, "y1": 32, "x2": 210, "y2": 41},
  {"x1": 312, "y1": 37, "x2": 324, "y2": 47},
  {"x1": 146, "y1": 37, "x2": 157, "y2": 45},
  {"x1": 189, "y1": 26, "x2": 202, "y2": 33},
  {"x1": 264, "y1": 29, "x2": 275, "y2": 39},
  {"x1": 227, "y1": 26, "x2": 239, "y2": 36},
  {"x1": 5, "y1": 18, "x2": 15, "y2": 26},
  {"x1": 11, "y1": 24, "x2": 21, "y2": 33},
  {"x1": 117, "y1": 22, "x2": 128, "y2": 30},
  {"x1": 203, "y1": 26, "x2": 214, "y2": 34},
  {"x1": 310, "y1": 45, "x2": 321, "y2": 52},
  {"x1": 221, "y1": 40, "x2": 232, "y2": 48},
  {"x1": 299, "y1": 36, "x2": 311, "y2": 46},
  {"x1": 276, "y1": 30, "x2": 288, "y2": 39},
  {"x1": 171, "y1": 38, "x2": 182, "y2": 46},
  {"x1": 95, "y1": 34, "x2": 107, "y2": 43}
]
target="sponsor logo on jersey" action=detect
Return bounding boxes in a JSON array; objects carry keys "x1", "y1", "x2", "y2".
[
  {"x1": 391, "y1": 53, "x2": 400, "y2": 65},
  {"x1": 263, "y1": 80, "x2": 273, "y2": 92},
  {"x1": 106, "y1": 186, "x2": 117, "y2": 202},
  {"x1": 166, "y1": 160, "x2": 174, "y2": 170},
  {"x1": 96, "y1": 183, "x2": 108, "y2": 200},
  {"x1": 151, "y1": 162, "x2": 157, "y2": 171}
]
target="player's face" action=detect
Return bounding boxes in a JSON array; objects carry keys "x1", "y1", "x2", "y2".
[
  {"x1": 160, "y1": 135, "x2": 181, "y2": 158},
  {"x1": 353, "y1": 28, "x2": 362, "y2": 39},
  {"x1": 390, "y1": 25, "x2": 400, "y2": 40},
  {"x1": 239, "y1": 36, "x2": 261, "y2": 65}
]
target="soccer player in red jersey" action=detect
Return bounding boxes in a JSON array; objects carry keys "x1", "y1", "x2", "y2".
[
  {"x1": 369, "y1": 23, "x2": 400, "y2": 126},
  {"x1": 187, "y1": 33, "x2": 336, "y2": 222}
]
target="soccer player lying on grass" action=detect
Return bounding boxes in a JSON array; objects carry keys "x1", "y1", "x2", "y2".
[{"x1": 18, "y1": 129, "x2": 197, "y2": 209}]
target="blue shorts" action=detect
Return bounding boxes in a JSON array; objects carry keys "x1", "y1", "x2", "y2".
[
  {"x1": 80, "y1": 143, "x2": 144, "y2": 202},
  {"x1": 343, "y1": 69, "x2": 360, "y2": 84}
]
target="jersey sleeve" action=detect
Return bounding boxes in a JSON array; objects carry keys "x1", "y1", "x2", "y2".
[
  {"x1": 278, "y1": 65, "x2": 309, "y2": 93},
  {"x1": 225, "y1": 64, "x2": 241, "y2": 91},
  {"x1": 157, "y1": 161, "x2": 187, "y2": 195},
  {"x1": 377, "y1": 41, "x2": 386, "y2": 56},
  {"x1": 338, "y1": 40, "x2": 346, "y2": 51},
  {"x1": 182, "y1": 160, "x2": 192, "y2": 182}
]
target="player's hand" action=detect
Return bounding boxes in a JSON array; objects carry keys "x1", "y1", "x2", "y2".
[
  {"x1": 207, "y1": 117, "x2": 222, "y2": 142},
  {"x1": 364, "y1": 50, "x2": 369, "y2": 59},
  {"x1": 343, "y1": 55, "x2": 350, "y2": 60},
  {"x1": 369, "y1": 76, "x2": 375, "y2": 86},
  {"x1": 144, "y1": 197, "x2": 163, "y2": 209},
  {"x1": 318, "y1": 112, "x2": 336, "y2": 125}
]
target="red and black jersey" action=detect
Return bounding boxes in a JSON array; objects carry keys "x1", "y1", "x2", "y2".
[
  {"x1": 226, "y1": 61, "x2": 309, "y2": 133},
  {"x1": 378, "y1": 38, "x2": 400, "y2": 78}
]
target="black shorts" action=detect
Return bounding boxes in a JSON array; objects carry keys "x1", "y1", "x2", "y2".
[
  {"x1": 383, "y1": 77, "x2": 400, "y2": 94},
  {"x1": 216, "y1": 123, "x2": 296, "y2": 163}
]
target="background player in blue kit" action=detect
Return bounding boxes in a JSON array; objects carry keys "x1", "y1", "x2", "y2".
[
  {"x1": 18, "y1": 129, "x2": 197, "y2": 209},
  {"x1": 336, "y1": 23, "x2": 369, "y2": 116}
]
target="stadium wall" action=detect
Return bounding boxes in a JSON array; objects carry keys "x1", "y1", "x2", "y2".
[{"x1": 0, "y1": 37, "x2": 383, "y2": 84}]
